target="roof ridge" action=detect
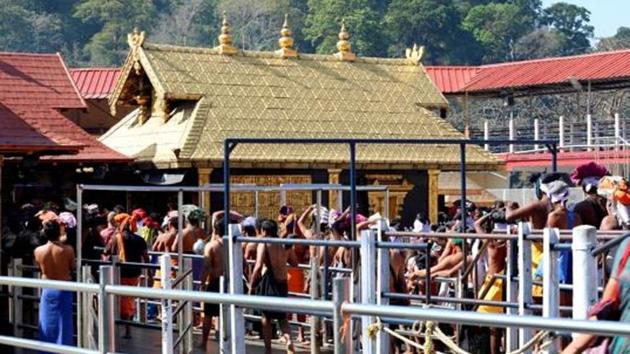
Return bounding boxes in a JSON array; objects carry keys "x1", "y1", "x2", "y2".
[
  {"x1": 479, "y1": 49, "x2": 630, "y2": 69},
  {"x1": 0, "y1": 51, "x2": 59, "y2": 58},
  {"x1": 70, "y1": 67, "x2": 120, "y2": 72},
  {"x1": 57, "y1": 53, "x2": 87, "y2": 109},
  {"x1": 143, "y1": 41, "x2": 413, "y2": 65}
]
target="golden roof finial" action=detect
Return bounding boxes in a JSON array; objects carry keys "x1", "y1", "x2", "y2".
[
  {"x1": 127, "y1": 27, "x2": 146, "y2": 48},
  {"x1": 276, "y1": 13, "x2": 297, "y2": 58},
  {"x1": 215, "y1": 11, "x2": 237, "y2": 55},
  {"x1": 405, "y1": 43, "x2": 425, "y2": 65},
  {"x1": 334, "y1": 19, "x2": 356, "y2": 62}
]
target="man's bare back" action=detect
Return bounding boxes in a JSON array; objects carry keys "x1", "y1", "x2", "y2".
[
  {"x1": 548, "y1": 208, "x2": 569, "y2": 229},
  {"x1": 202, "y1": 237, "x2": 224, "y2": 284},
  {"x1": 507, "y1": 199, "x2": 548, "y2": 229},
  {"x1": 173, "y1": 226, "x2": 201, "y2": 254},
  {"x1": 153, "y1": 230, "x2": 176, "y2": 253},
  {"x1": 35, "y1": 242, "x2": 74, "y2": 281},
  {"x1": 261, "y1": 243, "x2": 289, "y2": 282}
]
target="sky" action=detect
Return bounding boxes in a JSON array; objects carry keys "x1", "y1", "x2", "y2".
[{"x1": 542, "y1": 0, "x2": 628, "y2": 39}]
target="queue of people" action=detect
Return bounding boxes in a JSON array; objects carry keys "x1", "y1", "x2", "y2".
[{"x1": 5, "y1": 161, "x2": 630, "y2": 353}]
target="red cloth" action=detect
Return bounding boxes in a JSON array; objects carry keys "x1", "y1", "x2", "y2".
[{"x1": 570, "y1": 162, "x2": 609, "y2": 185}]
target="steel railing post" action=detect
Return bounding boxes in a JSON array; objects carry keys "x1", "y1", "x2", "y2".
[
  {"x1": 333, "y1": 277, "x2": 350, "y2": 354},
  {"x1": 76, "y1": 185, "x2": 83, "y2": 348},
  {"x1": 140, "y1": 268, "x2": 148, "y2": 325},
  {"x1": 98, "y1": 266, "x2": 115, "y2": 354},
  {"x1": 160, "y1": 255, "x2": 174, "y2": 354},
  {"x1": 360, "y1": 229, "x2": 376, "y2": 354},
  {"x1": 534, "y1": 118, "x2": 540, "y2": 151},
  {"x1": 376, "y1": 227, "x2": 389, "y2": 353},
  {"x1": 543, "y1": 228, "x2": 560, "y2": 354},
  {"x1": 111, "y1": 256, "x2": 120, "y2": 323},
  {"x1": 82, "y1": 265, "x2": 93, "y2": 349},
  {"x1": 10, "y1": 259, "x2": 23, "y2": 344},
  {"x1": 219, "y1": 276, "x2": 229, "y2": 352},
  {"x1": 184, "y1": 258, "x2": 193, "y2": 354},
  {"x1": 572, "y1": 225, "x2": 598, "y2": 339},
  {"x1": 518, "y1": 222, "x2": 533, "y2": 348},
  {"x1": 310, "y1": 256, "x2": 321, "y2": 354},
  {"x1": 228, "y1": 225, "x2": 245, "y2": 354},
  {"x1": 506, "y1": 237, "x2": 518, "y2": 351}
]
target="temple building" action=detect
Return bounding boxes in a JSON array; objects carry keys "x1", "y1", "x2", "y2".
[{"x1": 101, "y1": 16, "x2": 500, "y2": 225}]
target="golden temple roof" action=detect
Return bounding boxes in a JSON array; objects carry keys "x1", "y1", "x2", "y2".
[{"x1": 103, "y1": 29, "x2": 499, "y2": 170}]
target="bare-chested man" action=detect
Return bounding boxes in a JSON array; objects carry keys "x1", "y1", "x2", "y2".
[
  {"x1": 199, "y1": 216, "x2": 226, "y2": 350},
  {"x1": 34, "y1": 220, "x2": 75, "y2": 346},
  {"x1": 172, "y1": 210, "x2": 206, "y2": 254},
  {"x1": 473, "y1": 211, "x2": 508, "y2": 354},
  {"x1": 153, "y1": 217, "x2": 178, "y2": 253},
  {"x1": 248, "y1": 219, "x2": 296, "y2": 354}
]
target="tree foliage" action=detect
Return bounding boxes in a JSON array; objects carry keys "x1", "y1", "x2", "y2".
[{"x1": 0, "y1": 0, "x2": 614, "y2": 67}]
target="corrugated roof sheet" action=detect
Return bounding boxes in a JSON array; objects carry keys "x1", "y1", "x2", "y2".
[
  {"x1": 102, "y1": 42, "x2": 498, "y2": 170},
  {"x1": 425, "y1": 66, "x2": 480, "y2": 93},
  {"x1": 0, "y1": 52, "x2": 129, "y2": 161},
  {"x1": 70, "y1": 68, "x2": 121, "y2": 99},
  {"x1": 466, "y1": 50, "x2": 630, "y2": 93}
]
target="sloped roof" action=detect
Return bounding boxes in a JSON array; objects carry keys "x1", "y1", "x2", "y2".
[
  {"x1": 426, "y1": 50, "x2": 630, "y2": 96},
  {"x1": 0, "y1": 52, "x2": 129, "y2": 162},
  {"x1": 425, "y1": 66, "x2": 480, "y2": 94},
  {"x1": 70, "y1": 68, "x2": 121, "y2": 99},
  {"x1": 103, "y1": 41, "x2": 498, "y2": 170}
]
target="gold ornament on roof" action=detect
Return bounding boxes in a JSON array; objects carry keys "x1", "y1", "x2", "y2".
[
  {"x1": 405, "y1": 43, "x2": 425, "y2": 65},
  {"x1": 334, "y1": 19, "x2": 356, "y2": 62},
  {"x1": 215, "y1": 12, "x2": 237, "y2": 55},
  {"x1": 276, "y1": 14, "x2": 297, "y2": 58},
  {"x1": 127, "y1": 27, "x2": 146, "y2": 48}
]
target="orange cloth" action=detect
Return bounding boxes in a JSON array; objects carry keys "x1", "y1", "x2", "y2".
[
  {"x1": 120, "y1": 277, "x2": 140, "y2": 319},
  {"x1": 287, "y1": 268, "x2": 305, "y2": 293}
]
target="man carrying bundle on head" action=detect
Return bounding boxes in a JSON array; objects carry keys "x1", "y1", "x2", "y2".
[
  {"x1": 571, "y1": 162, "x2": 609, "y2": 228},
  {"x1": 104, "y1": 213, "x2": 149, "y2": 339}
]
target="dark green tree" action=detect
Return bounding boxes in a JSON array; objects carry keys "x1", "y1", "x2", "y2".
[
  {"x1": 74, "y1": 0, "x2": 159, "y2": 65},
  {"x1": 385, "y1": 0, "x2": 480, "y2": 64},
  {"x1": 541, "y1": 2, "x2": 593, "y2": 55},
  {"x1": 304, "y1": 0, "x2": 386, "y2": 56},
  {"x1": 463, "y1": 2, "x2": 537, "y2": 62}
]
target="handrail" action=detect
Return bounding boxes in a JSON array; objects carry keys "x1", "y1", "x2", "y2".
[
  {"x1": 342, "y1": 303, "x2": 630, "y2": 337},
  {"x1": 236, "y1": 236, "x2": 360, "y2": 248}
]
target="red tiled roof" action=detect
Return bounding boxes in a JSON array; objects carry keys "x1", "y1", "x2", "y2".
[
  {"x1": 425, "y1": 66, "x2": 480, "y2": 93},
  {"x1": 0, "y1": 52, "x2": 129, "y2": 162},
  {"x1": 70, "y1": 68, "x2": 121, "y2": 99},
  {"x1": 425, "y1": 50, "x2": 630, "y2": 95},
  {"x1": 465, "y1": 50, "x2": 630, "y2": 93}
]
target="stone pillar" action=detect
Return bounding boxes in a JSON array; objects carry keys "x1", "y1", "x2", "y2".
[
  {"x1": 428, "y1": 169, "x2": 440, "y2": 224},
  {"x1": 198, "y1": 168, "x2": 212, "y2": 213},
  {"x1": 328, "y1": 169, "x2": 342, "y2": 209}
]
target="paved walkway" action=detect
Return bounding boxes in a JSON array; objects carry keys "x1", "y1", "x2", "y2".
[{"x1": 117, "y1": 326, "x2": 333, "y2": 353}]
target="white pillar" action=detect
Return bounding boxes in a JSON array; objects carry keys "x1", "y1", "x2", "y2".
[
  {"x1": 572, "y1": 226, "x2": 598, "y2": 332},
  {"x1": 360, "y1": 230, "x2": 377, "y2": 354},
  {"x1": 587, "y1": 114, "x2": 593, "y2": 147},
  {"x1": 484, "y1": 119, "x2": 490, "y2": 151},
  {"x1": 228, "y1": 225, "x2": 245, "y2": 354},
  {"x1": 160, "y1": 255, "x2": 174, "y2": 354},
  {"x1": 615, "y1": 113, "x2": 621, "y2": 144},
  {"x1": 543, "y1": 228, "x2": 560, "y2": 354},
  {"x1": 376, "y1": 224, "x2": 390, "y2": 353},
  {"x1": 534, "y1": 118, "x2": 540, "y2": 151},
  {"x1": 559, "y1": 116, "x2": 565, "y2": 149},
  {"x1": 517, "y1": 222, "x2": 533, "y2": 349},
  {"x1": 509, "y1": 115, "x2": 515, "y2": 153}
]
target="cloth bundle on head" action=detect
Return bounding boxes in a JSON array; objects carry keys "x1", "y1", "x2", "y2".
[
  {"x1": 598, "y1": 176, "x2": 626, "y2": 198},
  {"x1": 57, "y1": 212, "x2": 77, "y2": 229},
  {"x1": 571, "y1": 162, "x2": 609, "y2": 193},
  {"x1": 63, "y1": 198, "x2": 78, "y2": 212},
  {"x1": 241, "y1": 216, "x2": 257, "y2": 229},
  {"x1": 329, "y1": 209, "x2": 341, "y2": 225},
  {"x1": 542, "y1": 180, "x2": 570, "y2": 204},
  {"x1": 84, "y1": 204, "x2": 99, "y2": 215},
  {"x1": 187, "y1": 207, "x2": 207, "y2": 223},
  {"x1": 114, "y1": 213, "x2": 136, "y2": 233},
  {"x1": 311, "y1": 206, "x2": 329, "y2": 225},
  {"x1": 37, "y1": 210, "x2": 58, "y2": 224}
]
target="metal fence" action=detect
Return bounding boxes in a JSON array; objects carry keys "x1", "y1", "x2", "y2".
[{"x1": 4, "y1": 224, "x2": 630, "y2": 354}]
